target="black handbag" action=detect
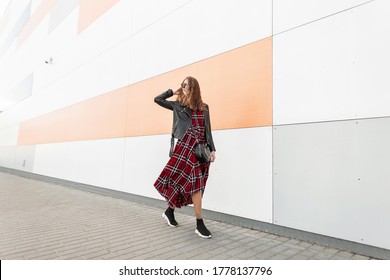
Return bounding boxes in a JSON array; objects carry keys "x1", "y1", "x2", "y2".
[
  {"x1": 193, "y1": 112, "x2": 211, "y2": 163},
  {"x1": 169, "y1": 134, "x2": 210, "y2": 162},
  {"x1": 194, "y1": 143, "x2": 211, "y2": 163}
]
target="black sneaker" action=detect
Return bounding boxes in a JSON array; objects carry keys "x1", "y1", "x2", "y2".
[
  {"x1": 162, "y1": 208, "x2": 178, "y2": 227},
  {"x1": 195, "y1": 219, "x2": 212, "y2": 238}
]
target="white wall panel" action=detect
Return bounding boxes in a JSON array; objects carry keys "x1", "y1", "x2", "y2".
[
  {"x1": 273, "y1": 0, "x2": 372, "y2": 34},
  {"x1": 273, "y1": 118, "x2": 390, "y2": 249},
  {"x1": 33, "y1": 141, "x2": 71, "y2": 180},
  {"x1": 32, "y1": 7, "x2": 79, "y2": 93},
  {"x1": 203, "y1": 128, "x2": 273, "y2": 222},
  {"x1": 73, "y1": 0, "x2": 132, "y2": 72},
  {"x1": 16, "y1": 9, "x2": 50, "y2": 74},
  {"x1": 3, "y1": 38, "x2": 131, "y2": 124},
  {"x1": 14, "y1": 145, "x2": 35, "y2": 172},
  {"x1": 0, "y1": 124, "x2": 19, "y2": 146},
  {"x1": 0, "y1": 145, "x2": 35, "y2": 171},
  {"x1": 0, "y1": 146, "x2": 16, "y2": 168},
  {"x1": 64, "y1": 138, "x2": 125, "y2": 191},
  {"x1": 130, "y1": 0, "x2": 190, "y2": 34},
  {"x1": 273, "y1": 0, "x2": 390, "y2": 125},
  {"x1": 129, "y1": 0, "x2": 272, "y2": 83},
  {"x1": 122, "y1": 134, "x2": 172, "y2": 200},
  {"x1": 34, "y1": 138, "x2": 125, "y2": 191}
]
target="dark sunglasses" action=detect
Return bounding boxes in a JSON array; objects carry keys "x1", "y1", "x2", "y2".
[{"x1": 181, "y1": 82, "x2": 187, "y2": 88}]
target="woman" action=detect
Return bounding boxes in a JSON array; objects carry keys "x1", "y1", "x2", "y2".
[{"x1": 154, "y1": 76, "x2": 216, "y2": 238}]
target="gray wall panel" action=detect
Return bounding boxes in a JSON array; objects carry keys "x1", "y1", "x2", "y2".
[
  {"x1": 0, "y1": 1, "x2": 31, "y2": 58},
  {"x1": 273, "y1": 117, "x2": 390, "y2": 250},
  {"x1": 5, "y1": 73, "x2": 33, "y2": 103},
  {"x1": 48, "y1": 0, "x2": 79, "y2": 33}
]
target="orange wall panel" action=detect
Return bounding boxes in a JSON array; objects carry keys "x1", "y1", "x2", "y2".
[
  {"x1": 78, "y1": 0, "x2": 120, "y2": 34},
  {"x1": 18, "y1": 87, "x2": 129, "y2": 145},
  {"x1": 18, "y1": 37, "x2": 272, "y2": 145},
  {"x1": 126, "y1": 37, "x2": 273, "y2": 136},
  {"x1": 188, "y1": 37, "x2": 273, "y2": 130},
  {"x1": 67, "y1": 86, "x2": 128, "y2": 142},
  {"x1": 18, "y1": 107, "x2": 71, "y2": 145},
  {"x1": 126, "y1": 79, "x2": 175, "y2": 137}
]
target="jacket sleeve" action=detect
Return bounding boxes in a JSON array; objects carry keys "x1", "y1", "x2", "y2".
[
  {"x1": 154, "y1": 89, "x2": 174, "y2": 110},
  {"x1": 204, "y1": 106, "x2": 216, "y2": 152}
]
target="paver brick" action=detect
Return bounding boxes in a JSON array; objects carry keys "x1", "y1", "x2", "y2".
[{"x1": 0, "y1": 171, "x2": 379, "y2": 260}]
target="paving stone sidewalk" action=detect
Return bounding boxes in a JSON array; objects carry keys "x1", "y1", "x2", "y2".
[{"x1": 0, "y1": 171, "x2": 376, "y2": 260}]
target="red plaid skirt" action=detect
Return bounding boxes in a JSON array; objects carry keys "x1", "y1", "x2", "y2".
[{"x1": 154, "y1": 110, "x2": 210, "y2": 208}]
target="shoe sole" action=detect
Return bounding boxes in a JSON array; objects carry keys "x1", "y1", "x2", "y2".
[
  {"x1": 162, "y1": 213, "x2": 178, "y2": 227},
  {"x1": 195, "y1": 229, "x2": 212, "y2": 239}
]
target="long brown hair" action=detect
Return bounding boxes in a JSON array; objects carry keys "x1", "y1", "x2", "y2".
[{"x1": 177, "y1": 76, "x2": 206, "y2": 111}]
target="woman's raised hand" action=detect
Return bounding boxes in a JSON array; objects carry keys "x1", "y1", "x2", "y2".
[{"x1": 174, "y1": 88, "x2": 182, "y2": 95}]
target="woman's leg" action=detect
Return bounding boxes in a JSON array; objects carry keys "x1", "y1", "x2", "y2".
[
  {"x1": 192, "y1": 191, "x2": 202, "y2": 219},
  {"x1": 192, "y1": 191, "x2": 212, "y2": 238}
]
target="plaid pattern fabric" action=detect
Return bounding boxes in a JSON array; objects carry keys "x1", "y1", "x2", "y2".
[{"x1": 154, "y1": 110, "x2": 210, "y2": 208}]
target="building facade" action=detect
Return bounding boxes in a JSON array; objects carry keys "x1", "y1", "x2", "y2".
[{"x1": 0, "y1": 0, "x2": 389, "y2": 252}]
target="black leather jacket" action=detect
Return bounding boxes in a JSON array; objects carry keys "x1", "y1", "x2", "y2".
[{"x1": 154, "y1": 89, "x2": 216, "y2": 152}]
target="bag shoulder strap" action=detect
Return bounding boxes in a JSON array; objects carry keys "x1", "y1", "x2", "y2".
[{"x1": 169, "y1": 134, "x2": 174, "y2": 157}]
